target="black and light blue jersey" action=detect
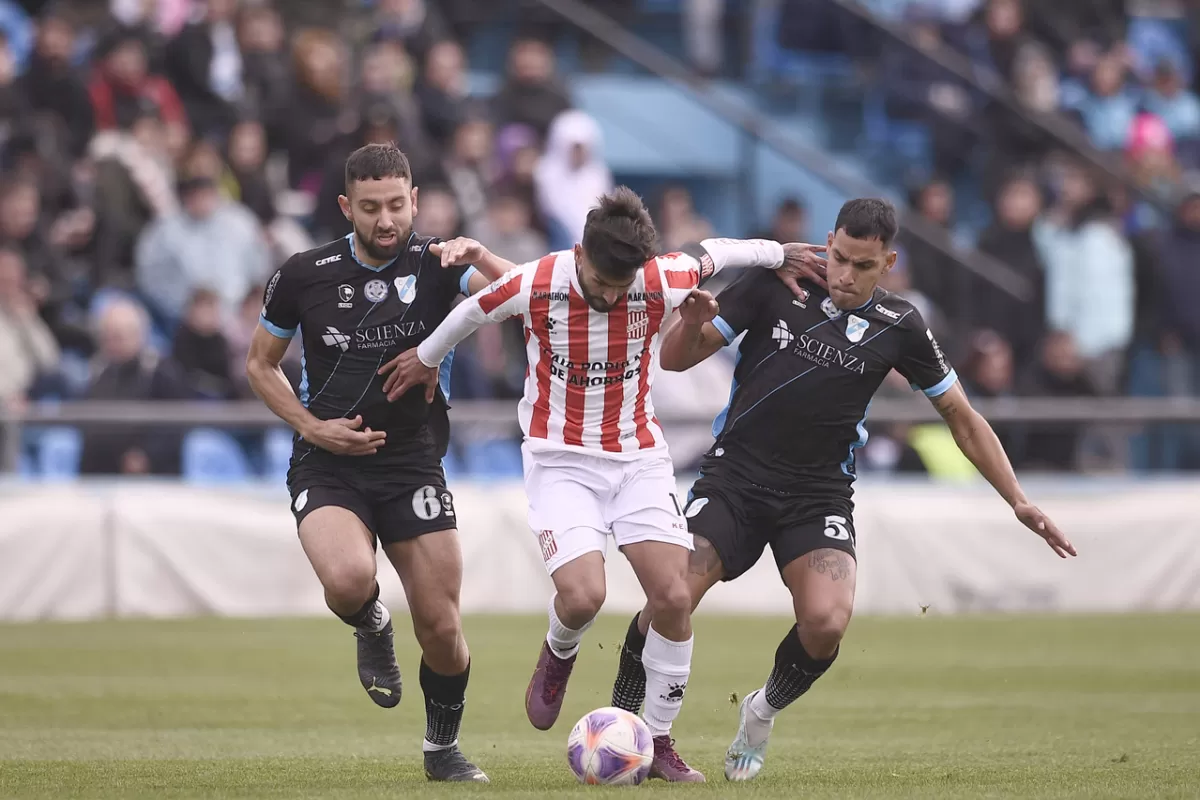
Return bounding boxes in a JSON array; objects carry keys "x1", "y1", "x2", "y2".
[
  {"x1": 259, "y1": 232, "x2": 477, "y2": 465},
  {"x1": 700, "y1": 268, "x2": 957, "y2": 496}
]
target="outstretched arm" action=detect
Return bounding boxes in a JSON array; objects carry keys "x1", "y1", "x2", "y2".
[
  {"x1": 428, "y1": 238, "x2": 519, "y2": 294},
  {"x1": 658, "y1": 291, "x2": 726, "y2": 371},
  {"x1": 379, "y1": 266, "x2": 527, "y2": 402},
  {"x1": 929, "y1": 383, "x2": 1077, "y2": 558}
]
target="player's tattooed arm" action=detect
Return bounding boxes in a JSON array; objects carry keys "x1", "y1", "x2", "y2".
[
  {"x1": 929, "y1": 383, "x2": 1077, "y2": 559},
  {"x1": 688, "y1": 536, "x2": 724, "y2": 577}
]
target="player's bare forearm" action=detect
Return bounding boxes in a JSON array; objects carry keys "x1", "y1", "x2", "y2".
[
  {"x1": 931, "y1": 386, "x2": 1027, "y2": 508},
  {"x1": 659, "y1": 315, "x2": 725, "y2": 371},
  {"x1": 246, "y1": 328, "x2": 319, "y2": 439}
]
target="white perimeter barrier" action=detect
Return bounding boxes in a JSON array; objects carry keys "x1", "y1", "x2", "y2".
[{"x1": 1, "y1": 479, "x2": 1199, "y2": 621}]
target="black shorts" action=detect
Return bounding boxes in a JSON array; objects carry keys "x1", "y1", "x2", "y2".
[
  {"x1": 286, "y1": 457, "x2": 457, "y2": 547},
  {"x1": 684, "y1": 475, "x2": 856, "y2": 581}
]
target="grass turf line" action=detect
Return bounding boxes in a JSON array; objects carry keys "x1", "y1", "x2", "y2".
[{"x1": 1, "y1": 613, "x2": 1198, "y2": 798}]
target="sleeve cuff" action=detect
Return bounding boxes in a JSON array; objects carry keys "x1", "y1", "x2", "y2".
[
  {"x1": 459, "y1": 265, "x2": 479, "y2": 296},
  {"x1": 711, "y1": 315, "x2": 738, "y2": 345},
  {"x1": 921, "y1": 369, "x2": 959, "y2": 398},
  {"x1": 416, "y1": 342, "x2": 441, "y2": 368},
  {"x1": 259, "y1": 314, "x2": 297, "y2": 339}
]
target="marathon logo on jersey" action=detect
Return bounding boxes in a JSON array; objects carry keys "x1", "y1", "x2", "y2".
[
  {"x1": 626, "y1": 291, "x2": 664, "y2": 302},
  {"x1": 532, "y1": 290, "x2": 571, "y2": 302},
  {"x1": 875, "y1": 303, "x2": 901, "y2": 320},
  {"x1": 538, "y1": 530, "x2": 558, "y2": 562},
  {"x1": 364, "y1": 279, "x2": 389, "y2": 303},
  {"x1": 627, "y1": 310, "x2": 649, "y2": 338},
  {"x1": 845, "y1": 315, "x2": 870, "y2": 344},
  {"x1": 795, "y1": 333, "x2": 867, "y2": 374},
  {"x1": 355, "y1": 321, "x2": 428, "y2": 349},
  {"x1": 337, "y1": 284, "x2": 354, "y2": 309},
  {"x1": 322, "y1": 326, "x2": 350, "y2": 352},
  {"x1": 316, "y1": 254, "x2": 342, "y2": 266}
]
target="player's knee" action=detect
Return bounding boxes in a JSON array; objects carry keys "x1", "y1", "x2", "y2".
[
  {"x1": 322, "y1": 559, "x2": 377, "y2": 608},
  {"x1": 796, "y1": 602, "x2": 852, "y2": 653},
  {"x1": 646, "y1": 577, "x2": 692, "y2": 622},
  {"x1": 414, "y1": 609, "x2": 462, "y2": 654},
  {"x1": 557, "y1": 579, "x2": 606, "y2": 622}
]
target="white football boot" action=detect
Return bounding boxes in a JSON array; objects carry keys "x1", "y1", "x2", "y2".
[{"x1": 724, "y1": 690, "x2": 773, "y2": 782}]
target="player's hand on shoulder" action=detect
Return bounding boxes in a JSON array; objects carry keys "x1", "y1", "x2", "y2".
[
  {"x1": 779, "y1": 242, "x2": 828, "y2": 293},
  {"x1": 378, "y1": 348, "x2": 439, "y2": 404},
  {"x1": 303, "y1": 415, "x2": 387, "y2": 456},
  {"x1": 679, "y1": 289, "x2": 719, "y2": 326},
  {"x1": 1013, "y1": 501, "x2": 1077, "y2": 559},
  {"x1": 428, "y1": 237, "x2": 484, "y2": 268}
]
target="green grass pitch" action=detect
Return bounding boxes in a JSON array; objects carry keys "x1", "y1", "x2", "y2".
[{"x1": 2, "y1": 613, "x2": 1198, "y2": 798}]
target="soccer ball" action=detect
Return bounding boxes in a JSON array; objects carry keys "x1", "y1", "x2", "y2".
[{"x1": 566, "y1": 707, "x2": 654, "y2": 785}]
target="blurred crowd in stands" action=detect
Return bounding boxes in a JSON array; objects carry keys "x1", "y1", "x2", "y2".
[{"x1": 0, "y1": 0, "x2": 1196, "y2": 476}]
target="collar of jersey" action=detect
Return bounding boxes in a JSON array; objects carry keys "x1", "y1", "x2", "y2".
[{"x1": 344, "y1": 231, "x2": 415, "y2": 272}]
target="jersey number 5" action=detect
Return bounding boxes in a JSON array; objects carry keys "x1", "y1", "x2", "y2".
[{"x1": 823, "y1": 515, "x2": 852, "y2": 542}]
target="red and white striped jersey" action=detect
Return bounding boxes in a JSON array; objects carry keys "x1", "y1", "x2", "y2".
[{"x1": 417, "y1": 239, "x2": 785, "y2": 460}]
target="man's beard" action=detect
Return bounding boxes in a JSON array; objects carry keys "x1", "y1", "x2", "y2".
[
  {"x1": 578, "y1": 281, "x2": 618, "y2": 313},
  {"x1": 356, "y1": 225, "x2": 407, "y2": 261}
]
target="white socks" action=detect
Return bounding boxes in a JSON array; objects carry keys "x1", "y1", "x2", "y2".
[
  {"x1": 546, "y1": 594, "x2": 594, "y2": 659},
  {"x1": 745, "y1": 689, "x2": 778, "y2": 747},
  {"x1": 422, "y1": 737, "x2": 457, "y2": 753},
  {"x1": 640, "y1": 626, "x2": 694, "y2": 737}
]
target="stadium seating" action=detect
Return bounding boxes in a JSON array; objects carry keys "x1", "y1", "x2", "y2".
[
  {"x1": 31, "y1": 427, "x2": 82, "y2": 480},
  {"x1": 182, "y1": 429, "x2": 252, "y2": 484},
  {"x1": 263, "y1": 428, "x2": 294, "y2": 485}
]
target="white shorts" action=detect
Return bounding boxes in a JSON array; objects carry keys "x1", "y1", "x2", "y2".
[{"x1": 522, "y1": 443, "x2": 693, "y2": 575}]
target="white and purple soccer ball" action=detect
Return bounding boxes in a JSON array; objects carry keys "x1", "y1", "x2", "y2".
[{"x1": 566, "y1": 707, "x2": 654, "y2": 785}]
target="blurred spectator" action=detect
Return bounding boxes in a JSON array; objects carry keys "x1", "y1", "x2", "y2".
[
  {"x1": 88, "y1": 31, "x2": 187, "y2": 132},
  {"x1": 1018, "y1": 331, "x2": 1096, "y2": 470},
  {"x1": 858, "y1": 423, "x2": 928, "y2": 474},
  {"x1": 1127, "y1": 113, "x2": 1181, "y2": 196},
  {"x1": 656, "y1": 185, "x2": 713, "y2": 252},
  {"x1": 172, "y1": 287, "x2": 233, "y2": 399},
  {"x1": 883, "y1": 7, "x2": 981, "y2": 176},
  {"x1": 439, "y1": 113, "x2": 494, "y2": 238},
  {"x1": 236, "y1": 3, "x2": 289, "y2": 151},
  {"x1": 357, "y1": 39, "x2": 431, "y2": 176},
  {"x1": 80, "y1": 296, "x2": 189, "y2": 475},
  {"x1": 970, "y1": 0, "x2": 1033, "y2": 83},
  {"x1": 474, "y1": 188, "x2": 548, "y2": 266},
  {"x1": 898, "y1": 177, "x2": 964, "y2": 314},
  {"x1": 165, "y1": 0, "x2": 242, "y2": 139},
  {"x1": 415, "y1": 38, "x2": 468, "y2": 145},
  {"x1": 0, "y1": 1, "x2": 33, "y2": 73},
  {"x1": 1157, "y1": 188, "x2": 1200, "y2": 369},
  {"x1": 0, "y1": 175, "x2": 53, "y2": 284},
  {"x1": 492, "y1": 37, "x2": 571, "y2": 138},
  {"x1": 228, "y1": 283, "x2": 300, "y2": 399},
  {"x1": 313, "y1": 104, "x2": 403, "y2": 241},
  {"x1": 226, "y1": 118, "x2": 274, "y2": 224},
  {"x1": 983, "y1": 41, "x2": 1058, "y2": 197},
  {"x1": 89, "y1": 108, "x2": 179, "y2": 290},
  {"x1": 371, "y1": 0, "x2": 449, "y2": 65},
  {"x1": 0, "y1": 247, "x2": 59, "y2": 404},
  {"x1": 879, "y1": 246, "x2": 949, "y2": 339},
  {"x1": 413, "y1": 184, "x2": 461, "y2": 240},
  {"x1": 284, "y1": 29, "x2": 354, "y2": 193},
  {"x1": 534, "y1": 110, "x2": 612, "y2": 248},
  {"x1": 684, "y1": 0, "x2": 724, "y2": 77},
  {"x1": 0, "y1": 28, "x2": 28, "y2": 149},
  {"x1": 20, "y1": 14, "x2": 93, "y2": 159},
  {"x1": 1075, "y1": 52, "x2": 1140, "y2": 151},
  {"x1": 1144, "y1": 60, "x2": 1200, "y2": 143},
  {"x1": 1033, "y1": 162, "x2": 1134, "y2": 393},
  {"x1": 135, "y1": 175, "x2": 269, "y2": 324},
  {"x1": 975, "y1": 174, "x2": 1046, "y2": 361},
  {"x1": 493, "y1": 123, "x2": 542, "y2": 227},
  {"x1": 753, "y1": 197, "x2": 807, "y2": 243}
]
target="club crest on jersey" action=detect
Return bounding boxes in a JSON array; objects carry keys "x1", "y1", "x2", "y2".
[
  {"x1": 337, "y1": 284, "x2": 354, "y2": 308},
  {"x1": 364, "y1": 279, "x2": 388, "y2": 303},
  {"x1": 821, "y1": 297, "x2": 842, "y2": 319},
  {"x1": 698, "y1": 253, "x2": 715, "y2": 281},
  {"x1": 394, "y1": 274, "x2": 418, "y2": 304},
  {"x1": 627, "y1": 310, "x2": 649, "y2": 338},
  {"x1": 845, "y1": 315, "x2": 869, "y2": 343}
]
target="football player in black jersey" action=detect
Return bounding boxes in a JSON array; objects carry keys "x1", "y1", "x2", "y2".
[
  {"x1": 608, "y1": 198, "x2": 1077, "y2": 782},
  {"x1": 245, "y1": 143, "x2": 509, "y2": 782}
]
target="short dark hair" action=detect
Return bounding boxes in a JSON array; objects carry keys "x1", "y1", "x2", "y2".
[
  {"x1": 344, "y1": 142, "x2": 412, "y2": 191},
  {"x1": 834, "y1": 198, "x2": 898, "y2": 246},
  {"x1": 581, "y1": 186, "x2": 658, "y2": 279}
]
